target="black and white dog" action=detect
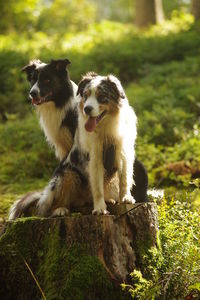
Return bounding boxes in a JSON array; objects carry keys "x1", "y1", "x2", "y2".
[
  {"x1": 8, "y1": 60, "x2": 148, "y2": 219},
  {"x1": 36, "y1": 72, "x2": 146, "y2": 216},
  {"x1": 22, "y1": 58, "x2": 78, "y2": 160}
]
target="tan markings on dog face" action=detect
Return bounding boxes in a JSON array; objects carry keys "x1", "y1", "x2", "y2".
[
  {"x1": 107, "y1": 100, "x2": 119, "y2": 116},
  {"x1": 83, "y1": 89, "x2": 91, "y2": 100},
  {"x1": 95, "y1": 85, "x2": 120, "y2": 116}
]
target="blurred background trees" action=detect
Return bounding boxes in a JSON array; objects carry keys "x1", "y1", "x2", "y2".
[
  {"x1": 191, "y1": 0, "x2": 200, "y2": 20},
  {"x1": 0, "y1": 0, "x2": 199, "y2": 34},
  {"x1": 134, "y1": 0, "x2": 165, "y2": 28}
]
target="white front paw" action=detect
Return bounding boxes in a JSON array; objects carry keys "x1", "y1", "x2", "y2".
[
  {"x1": 92, "y1": 201, "x2": 109, "y2": 215},
  {"x1": 122, "y1": 194, "x2": 135, "y2": 204},
  {"x1": 51, "y1": 207, "x2": 70, "y2": 217},
  {"x1": 105, "y1": 198, "x2": 116, "y2": 205},
  {"x1": 92, "y1": 208, "x2": 110, "y2": 215}
]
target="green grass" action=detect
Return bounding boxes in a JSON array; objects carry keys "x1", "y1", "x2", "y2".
[
  {"x1": 126, "y1": 55, "x2": 200, "y2": 186},
  {"x1": 122, "y1": 190, "x2": 200, "y2": 299},
  {"x1": 0, "y1": 114, "x2": 57, "y2": 218}
]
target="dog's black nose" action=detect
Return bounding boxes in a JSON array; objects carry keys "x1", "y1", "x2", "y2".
[
  {"x1": 84, "y1": 106, "x2": 93, "y2": 115},
  {"x1": 30, "y1": 90, "x2": 38, "y2": 98}
]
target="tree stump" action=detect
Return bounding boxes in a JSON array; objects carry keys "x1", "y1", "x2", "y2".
[{"x1": 0, "y1": 203, "x2": 158, "y2": 300}]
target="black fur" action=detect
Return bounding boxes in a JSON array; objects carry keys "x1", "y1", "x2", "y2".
[
  {"x1": 100, "y1": 78, "x2": 125, "y2": 103},
  {"x1": 131, "y1": 159, "x2": 148, "y2": 202},
  {"x1": 53, "y1": 156, "x2": 67, "y2": 177},
  {"x1": 77, "y1": 72, "x2": 98, "y2": 97},
  {"x1": 22, "y1": 59, "x2": 74, "y2": 108},
  {"x1": 64, "y1": 163, "x2": 88, "y2": 186},
  {"x1": 70, "y1": 149, "x2": 80, "y2": 165},
  {"x1": 21, "y1": 59, "x2": 42, "y2": 81},
  {"x1": 61, "y1": 107, "x2": 78, "y2": 137},
  {"x1": 53, "y1": 150, "x2": 89, "y2": 187},
  {"x1": 103, "y1": 143, "x2": 117, "y2": 176}
]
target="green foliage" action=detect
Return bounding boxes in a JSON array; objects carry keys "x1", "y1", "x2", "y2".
[
  {"x1": 121, "y1": 270, "x2": 153, "y2": 299},
  {"x1": 126, "y1": 53, "x2": 200, "y2": 187},
  {"x1": 0, "y1": 0, "x2": 193, "y2": 35},
  {"x1": 0, "y1": 114, "x2": 56, "y2": 185},
  {"x1": 36, "y1": 0, "x2": 96, "y2": 35},
  {"x1": 0, "y1": 0, "x2": 96, "y2": 35},
  {"x1": 0, "y1": 50, "x2": 29, "y2": 117},
  {"x1": 127, "y1": 55, "x2": 200, "y2": 145},
  {"x1": 94, "y1": 0, "x2": 133, "y2": 22},
  {"x1": 123, "y1": 195, "x2": 200, "y2": 299},
  {"x1": 157, "y1": 197, "x2": 200, "y2": 298},
  {"x1": 0, "y1": 114, "x2": 57, "y2": 217},
  {"x1": 0, "y1": 0, "x2": 40, "y2": 33},
  {"x1": 163, "y1": 0, "x2": 190, "y2": 17}
]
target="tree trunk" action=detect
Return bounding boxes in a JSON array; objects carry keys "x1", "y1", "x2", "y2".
[
  {"x1": 0, "y1": 203, "x2": 158, "y2": 300},
  {"x1": 191, "y1": 0, "x2": 200, "y2": 20},
  {"x1": 135, "y1": 0, "x2": 164, "y2": 28}
]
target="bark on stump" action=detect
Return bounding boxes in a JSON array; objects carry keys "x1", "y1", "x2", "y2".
[{"x1": 0, "y1": 203, "x2": 158, "y2": 300}]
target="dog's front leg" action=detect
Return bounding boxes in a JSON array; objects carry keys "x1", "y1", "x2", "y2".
[
  {"x1": 89, "y1": 149, "x2": 109, "y2": 215},
  {"x1": 118, "y1": 152, "x2": 135, "y2": 204}
]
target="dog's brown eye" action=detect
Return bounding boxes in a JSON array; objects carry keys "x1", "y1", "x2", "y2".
[{"x1": 98, "y1": 96, "x2": 108, "y2": 104}]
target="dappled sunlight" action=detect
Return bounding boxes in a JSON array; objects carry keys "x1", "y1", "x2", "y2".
[
  {"x1": 62, "y1": 21, "x2": 134, "y2": 52},
  {"x1": 146, "y1": 11, "x2": 194, "y2": 36}
]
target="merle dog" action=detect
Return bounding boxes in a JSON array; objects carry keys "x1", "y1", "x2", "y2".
[{"x1": 9, "y1": 59, "x2": 148, "y2": 219}]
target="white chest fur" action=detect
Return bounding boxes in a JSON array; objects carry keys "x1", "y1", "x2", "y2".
[
  {"x1": 36, "y1": 101, "x2": 73, "y2": 160},
  {"x1": 77, "y1": 100, "x2": 137, "y2": 214}
]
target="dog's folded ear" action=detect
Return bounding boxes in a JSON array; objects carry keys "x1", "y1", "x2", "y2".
[
  {"x1": 50, "y1": 59, "x2": 71, "y2": 71},
  {"x1": 77, "y1": 72, "x2": 98, "y2": 96},
  {"x1": 107, "y1": 75, "x2": 126, "y2": 100},
  {"x1": 21, "y1": 59, "x2": 42, "y2": 82}
]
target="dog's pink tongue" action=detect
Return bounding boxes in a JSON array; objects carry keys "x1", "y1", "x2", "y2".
[{"x1": 85, "y1": 117, "x2": 97, "y2": 132}]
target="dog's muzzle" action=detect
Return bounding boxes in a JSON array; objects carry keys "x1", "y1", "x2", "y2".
[{"x1": 29, "y1": 91, "x2": 53, "y2": 105}]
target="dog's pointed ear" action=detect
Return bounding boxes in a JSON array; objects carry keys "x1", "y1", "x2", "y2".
[
  {"x1": 50, "y1": 59, "x2": 71, "y2": 71},
  {"x1": 21, "y1": 59, "x2": 42, "y2": 82},
  {"x1": 107, "y1": 75, "x2": 126, "y2": 100},
  {"x1": 77, "y1": 72, "x2": 98, "y2": 96}
]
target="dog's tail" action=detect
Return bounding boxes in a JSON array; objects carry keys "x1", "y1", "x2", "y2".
[
  {"x1": 8, "y1": 191, "x2": 42, "y2": 220},
  {"x1": 132, "y1": 158, "x2": 148, "y2": 203}
]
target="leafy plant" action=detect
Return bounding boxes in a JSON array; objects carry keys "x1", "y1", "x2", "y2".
[{"x1": 122, "y1": 195, "x2": 200, "y2": 299}]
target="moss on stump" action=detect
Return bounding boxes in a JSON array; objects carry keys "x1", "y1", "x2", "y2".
[{"x1": 0, "y1": 203, "x2": 158, "y2": 300}]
